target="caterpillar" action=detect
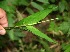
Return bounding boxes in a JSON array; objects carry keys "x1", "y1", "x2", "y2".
[{"x1": 5, "y1": 18, "x2": 59, "y2": 30}]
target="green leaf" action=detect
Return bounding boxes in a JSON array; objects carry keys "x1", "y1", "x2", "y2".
[
  {"x1": 0, "y1": 0, "x2": 16, "y2": 13},
  {"x1": 59, "y1": 1, "x2": 65, "y2": 12},
  {"x1": 26, "y1": 26, "x2": 56, "y2": 43},
  {"x1": 8, "y1": 29, "x2": 15, "y2": 40},
  {"x1": 16, "y1": 10, "x2": 23, "y2": 21},
  {"x1": 7, "y1": 13, "x2": 15, "y2": 40},
  {"x1": 58, "y1": 0, "x2": 68, "y2": 12},
  {"x1": 48, "y1": 21, "x2": 59, "y2": 32},
  {"x1": 59, "y1": 22, "x2": 69, "y2": 34},
  {"x1": 14, "y1": 29, "x2": 25, "y2": 40},
  {"x1": 6, "y1": 0, "x2": 18, "y2": 5},
  {"x1": 37, "y1": 0, "x2": 49, "y2": 4},
  {"x1": 15, "y1": 6, "x2": 57, "y2": 26},
  {"x1": 31, "y1": 2, "x2": 44, "y2": 10},
  {"x1": 39, "y1": 39, "x2": 52, "y2": 52},
  {"x1": 18, "y1": 0, "x2": 29, "y2": 6},
  {"x1": 68, "y1": 29, "x2": 70, "y2": 37},
  {"x1": 26, "y1": 7, "x2": 34, "y2": 14},
  {"x1": 50, "y1": 0, "x2": 55, "y2": 3},
  {"x1": 62, "y1": 43, "x2": 70, "y2": 52},
  {"x1": 64, "y1": 47, "x2": 70, "y2": 52}
]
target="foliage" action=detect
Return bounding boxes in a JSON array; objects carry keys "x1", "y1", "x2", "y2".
[
  {"x1": 62, "y1": 43, "x2": 70, "y2": 52},
  {"x1": 15, "y1": 6, "x2": 56, "y2": 26},
  {"x1": 0, "y1": 0, "x2": 70, "y2": 52}
]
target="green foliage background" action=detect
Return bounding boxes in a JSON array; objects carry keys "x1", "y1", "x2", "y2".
[{"x1": 0, "y1": 0, "x2": 70, "y2": 52}]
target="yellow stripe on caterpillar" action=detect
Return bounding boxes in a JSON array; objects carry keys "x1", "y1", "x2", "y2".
[
  {"x1": 5, "y1": 18, "x2": 59, "y2": 30},
  {"x1": 38, "y1": 22, "x2": 41, "y2": 23},
  {"x1": 21, "y1": 24, "x2": 26, "y2": 26},
  {"x1": 42, "y1": 21, "x2": 46, "y2": 22},
  {"x1": 50, "y1": 19, "x2": 54, "y2": 20},
  {"x1": 28, "y1": 24, "x2": 33, "y2": 25},
  {"x1": 55, "y1": 18, "x2": 59, "y2": 20},
  {"x1": 15, "y1": 26, "x2": 19, "y2": 28},
  {"x1": 33, "y1": 23, "x2": 37, "y2": 24},
  {"x1": 46, "y1": 20, "x2": 50, "y2": 22}
]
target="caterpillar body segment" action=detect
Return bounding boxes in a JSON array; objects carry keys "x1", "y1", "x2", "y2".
[
  {"x1": 41, "y1": 21, "x2": 46, "y2": 23},
  {"x1": 46, "y1": 20, "x2": 50, "y2": 22},
  {"x1": 50, "y1": 19, "x2": 55, "y2": 21},
  {"x1": 37, "y1": 22, "x2": 41, "y2": 23}
]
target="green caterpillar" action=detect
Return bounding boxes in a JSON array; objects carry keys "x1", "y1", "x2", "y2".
[
  {"x1": 5, "y1": 18, "x2": 59, "y2": 30},
  {"x1": 5, "y1": 6, "x2": 58, "y2": 30}
]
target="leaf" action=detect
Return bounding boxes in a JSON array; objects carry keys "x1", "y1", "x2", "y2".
[
  {"x1": 59, "y1": 22, "x2": 69, "y2": 34},
  {"x1": 14, "y1": 29, "x2": 25, "y2": 40},
  {"x1": 6, "y1": 0, "x2": 18, "y2": 5},
  {"x1": 39, "y1": 39, "x2": 52, "y2": 52},
  {"x1": 7, "y1": 14, "x2": 15, "y2": 40},
  {"x1": 16, "y1": 10, "x2": 23, "y2": 21},
  {"x1": 26, "y1": 26, "x2": 56, "y2": 43},
  {"x1": 26, "y1": 7, "x2": 34, "y2": 14},
  {"x1": 18, "y1": 0, "x2": 29, "y2": 6},
  {"x1": 59, "y1": 1, "x2": 65, "y2": 12},
  {"x1": 15, "y1": 6, "x2": 57, "y2": 26},
  {"x1": 48, "y1": 21, "x2": 59, "y2": 32},
  {"x1": 0, "y1": 0, "x2": 16, "y2": 13},
  {"x1": 37, "y1": 0, "x2": 49, "y2": 4},
  {"x1": 8, "y1": 29, "x2": 15, "y2": 40},
  {"x1": 67, "y1": 29, "x2": 70, "y2": 37},
  {"x1": 31, "y1": 2, "x2": 44, "y2": 10},
  {"x1": 64, "y1": 47, "x2": 70, "y2": 52},
  {"x1": 62, "y1": 43, "x2": 70, "y2": 52},
  {"x1": 50, "y1": 0, "x2": 55, "y2": 3},
  {"x1": 58, "y1": 0, "x2": 68, "y2": 12}
]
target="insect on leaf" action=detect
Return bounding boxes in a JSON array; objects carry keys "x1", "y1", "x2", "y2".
[{"x1": 15, "y1": 6, "x2": 57, "y2": 26}]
